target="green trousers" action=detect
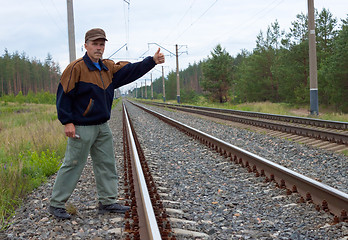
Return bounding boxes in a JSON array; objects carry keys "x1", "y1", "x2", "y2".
[{"x1": 50, "y1": 123, "x2": 118, "y2": 208}]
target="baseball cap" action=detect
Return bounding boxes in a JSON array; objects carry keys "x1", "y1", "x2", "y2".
[{"x1": 85, "y1": 28, "x2": 108, "y2": 42}]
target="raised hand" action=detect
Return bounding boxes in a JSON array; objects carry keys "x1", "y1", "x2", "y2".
[{"x1": 153, "y1": 48, "x2": 165, "y2": 64}]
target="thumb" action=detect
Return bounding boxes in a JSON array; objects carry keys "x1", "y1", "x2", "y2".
[{"x1": 156, "y1": 48, "x2": 160, "y2": 54}]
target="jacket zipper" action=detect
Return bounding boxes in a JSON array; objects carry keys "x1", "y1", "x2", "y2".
[{"x1": 99, "y1": 71, "x2": 109, "y2": 114}]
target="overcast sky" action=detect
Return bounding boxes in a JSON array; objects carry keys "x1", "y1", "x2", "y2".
[{"x1": 1, "y1": 0, "x2": 347, "y2": 93}]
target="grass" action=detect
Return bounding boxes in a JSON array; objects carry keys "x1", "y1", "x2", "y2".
[
  {"x1": 112, "y1": 98, "x2": 121, "y2": 110},
  {"x1": 0, "y1": 101, "x2": 66, "y2": 230},
  {"x1": 0, "y1": 96, "x2": 122, "y2": 229}
]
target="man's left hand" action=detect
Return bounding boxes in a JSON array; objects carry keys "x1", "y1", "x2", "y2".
[{"x1": 153, "y1": 48, "x2": 165, "y2": 64}]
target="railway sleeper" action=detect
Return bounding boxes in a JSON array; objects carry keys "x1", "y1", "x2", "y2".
[
  {"x1": 130, "y1": 101, "x2": 348, "y2": 225},
  {"x1": 227, "y1": 151, "x2": 347, "y2": 224}
]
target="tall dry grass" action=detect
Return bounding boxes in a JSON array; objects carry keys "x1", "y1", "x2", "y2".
[
  {"x1": 0, "y1": 102, "x2": 66, "y2": 229},
  {"x1": 1, "y1": 118, "x2": 65, "y2": 156}
]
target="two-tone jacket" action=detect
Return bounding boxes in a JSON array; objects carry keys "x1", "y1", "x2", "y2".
[{"x1": 56, "y1": 53, "x2": 155, "y2": 125}]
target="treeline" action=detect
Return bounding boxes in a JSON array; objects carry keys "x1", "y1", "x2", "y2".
[
  {"x1": 234, "y1": 9, "x2": 348, "y2": 111},
  {"x1": 133, "y1": 9, "x2": 348, "y2": 112},
  {"x1": 147, "y1": 63, "x2": 203, "y2": 101},
  {"x1": 0, "y1": 50, "x2": 61, "y2": 97},
  {"x1": 133, "y1": 62, "x2": 204, "y2": 102}
]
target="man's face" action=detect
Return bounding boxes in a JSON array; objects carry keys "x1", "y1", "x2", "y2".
[{"x1": 85, "y1": 39, "x2": 105, "y2": 62}]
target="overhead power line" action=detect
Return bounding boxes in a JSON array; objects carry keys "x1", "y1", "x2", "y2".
[
  {"x1": 39, "y1": 0, "x2": 66, "y2": 35},
  {"x1": 161, "y1": 0, "x2": 197, "y2": 43},
  {"x1": 213, "y1": 0, "x2": 285, "y2": 44},
  {"x1": 174, "y1": 0, "x2": 218, "y2": 42},
  {"x1": 138, "y1": 43, "x2": 176, "y2": 59},
  {"x1": 175, "y1": 0, "x2": 197, "y2": 28},
  {"x1": 50, "y1": 0, "x2": 65, "y2": 25}
]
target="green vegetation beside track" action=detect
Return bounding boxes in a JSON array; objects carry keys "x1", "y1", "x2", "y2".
[
  {"x1": 0, "y1": 94, "x2": 66, "y2": 230},
  {"x1": 0, "y1": 94, "x2": 121, "y2": 230}
]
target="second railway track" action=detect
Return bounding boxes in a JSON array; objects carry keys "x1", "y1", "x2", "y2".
[
  {"x1": 139, "y1": 101, "x2": 348, "y2": 154},
  {"x1": 123, "y1": 100, "x2": 347, "y2": 239},
  {"x1": 3, "y1": 100, "x2": 347, "y2": 239}
]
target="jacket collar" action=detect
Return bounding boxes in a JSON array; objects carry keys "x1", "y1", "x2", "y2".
[{"x1": 83, "y1": 52, "x2": 109, "y2": 71}]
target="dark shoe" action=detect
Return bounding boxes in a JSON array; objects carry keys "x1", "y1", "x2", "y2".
[
  {"x1": 98, "y1": 202, "x2": 130, "y2": 214},
  {"x1": 49, "y1": 206, "x2": 71, "y2": 219}
]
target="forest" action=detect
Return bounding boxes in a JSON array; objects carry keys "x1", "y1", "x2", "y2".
[
  {"x1": 0, "y1": 9, "x2": 347, "y2": 112},
  {"x1": 0, "y1": 50, "x2": 61, "y2": 97},
  {"x1": 134, "y1": 9, "x2": 348, "y2": 112}
]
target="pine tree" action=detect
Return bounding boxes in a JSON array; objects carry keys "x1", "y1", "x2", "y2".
[{"x1": 202, "y1": 44, "x2": 233, "y2": 103}]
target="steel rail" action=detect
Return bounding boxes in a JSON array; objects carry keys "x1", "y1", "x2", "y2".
[
  {"x1": 141, "y1": 101, "x2": 348, "y2": 130},
  {"x1": 138, "y1": 101, "x2": 348, "y2": 145},
  {"x1": 123, "y1": 103, "x2": 162, "y2": 240},
  {"x1": 129, "y1": 100, "x2": 348, "y2": 222}
]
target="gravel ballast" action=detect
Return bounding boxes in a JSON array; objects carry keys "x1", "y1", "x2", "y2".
[
  {"x1": 3, "y1": 104, "x2": 128, "y2": 240},
  {"x1": 2, "y1": 101, "x2": 347, "y2": 239},
  {"x1": 139, "y1": 102, "x2": 348, "y2": 195},
  {"x1": 124, "y1": 101, "x2": 347, "y2": 239}
]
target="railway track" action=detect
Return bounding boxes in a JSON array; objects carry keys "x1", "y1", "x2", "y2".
[
  {"x1": 3, "y1": 100, "x2": 346, "y2": 239},
  {"x1": 138, "y1": 101, "x2": 348, "y2": 154},
  {"x1": 125, "y1": 100, "x2": 347, "y2": 231},
  {"x1": 122, "y1": 102, "x2": 172, "y2": 239},
  {"x1": 122, "y1": 102, "x2": 211, "y2": 239}
]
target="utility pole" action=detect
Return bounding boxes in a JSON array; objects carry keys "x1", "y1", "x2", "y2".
[
  {"x1": 176, "y1": 44, "x2": 180, "y2": 103},
  {"x1": 145, "y1": 43, "x2": 186, "y2": 103},
  {"x1": 145, "y1": 80, "x2": 147, "y2": 99},
  {"x1": 162, "y1": 66, "x2": 166, "y2": 102},
  {"x1": 67, "y1": 0, "x2": 76, "y2": 63},
  {"x1": 135, "y1": 83, "x2": 137, "y2": 98},
  {"x1": 308, "y1": 0, "x2": 319, "y2": 115},
  {"x1": 141, "y1": 82, "x2": 143, "y2": 98},
  {"x1": 151, "y1": 73, "x2": 153, "y2": 100}
]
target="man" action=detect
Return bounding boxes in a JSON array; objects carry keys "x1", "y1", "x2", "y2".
[{"x1": 49, "y1": 28, "x2": 165, "y2": 219}]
